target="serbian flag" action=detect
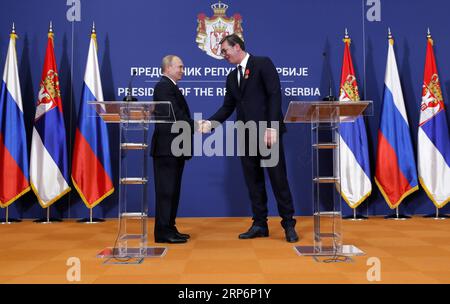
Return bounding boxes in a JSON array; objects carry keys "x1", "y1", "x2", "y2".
[
  {"x1": 30, "y1": 24, "x2": 71, "y2": 208},
  {"x1": 375, "y1": 31, "x2": 418, "y2": 209},
  {"x1": 71, "y1": 25, "x2": 114, "y2": 209},
  {"x1": 338, "y1": 30, "x2": 372, "y2": 208},
  {"x1": 0, "y1": 26, "x2": 30, "y2": 207},
  {"x1": 418, "y1": 31, "x2": 450, "y2": 208}
]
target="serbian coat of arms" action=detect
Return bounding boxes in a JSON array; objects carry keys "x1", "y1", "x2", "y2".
[
  {"x1": 420, "y1": 74, "x2": 445, "y2": 126},
  {"x1": 196, "y1": 2, "x2": 244, "y2": 59},
  {"x1": 35, "y1": 69, "x2": 60, "y2": 121}
]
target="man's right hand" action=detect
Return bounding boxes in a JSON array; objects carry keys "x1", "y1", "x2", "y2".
[{"x1": 197, "y1": 120, "x2": 212, "y2": 133}]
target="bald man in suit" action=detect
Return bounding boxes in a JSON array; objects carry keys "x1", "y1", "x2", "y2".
[{"x1": 151, "y1": 55, "x2": 197, "y2": 244}]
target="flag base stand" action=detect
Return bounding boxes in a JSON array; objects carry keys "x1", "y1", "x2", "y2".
[
  {"x1": 423, "y1": 208, "x2": 449, "y2": 220},
  {"x1": 33, "y1": 208, "x2": 62, "y2": 224},
  {"x1": 343, "y1": 215, "x2": 368, "y2": 221},
  {"x1": 343, "y1": 209, "x2": 368, "y2": 221},
  {"x1": 0, "y1": 207, "x2": 22, "y2": 224},
  {"x1": 385, "y1": 207, "x2": 411, "y2": 220},
  {"x1": 97, "y1": 247, "x2": 167, "y2": 264},
  {"x1": 77, "y1": 218, "x2": 105, "y2": 224},
  {"x1": 0, "y1": 218, "x2": 22, "y2": 224},
  {"x1": 33, "y1": 218, "x2": 63, "y2": 224},
  {"x1": 423, "y1": 214, "x2": 449, "y2": 220},
  {"x1": 384, "y1": 214, "x2": 411, "y2": 220},
  {"x1": 77, "y1": 209, "x2": 105, "y2": 224}
]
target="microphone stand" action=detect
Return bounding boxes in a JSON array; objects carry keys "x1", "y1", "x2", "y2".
[
  {"x1": 124, "y1": 70, "x2": 138, "y2": 102},
  {"x1": 322, "y1": 52, "x2": 336, "y2": 102}
]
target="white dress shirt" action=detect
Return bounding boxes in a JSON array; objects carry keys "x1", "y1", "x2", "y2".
[{"x1": 237, "y1": 52, "x2": 250, "y2": 86}]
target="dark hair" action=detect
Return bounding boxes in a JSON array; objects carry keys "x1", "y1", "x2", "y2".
[{"x1": 219, "y1": 34, "x2": 245, "y2": 51}]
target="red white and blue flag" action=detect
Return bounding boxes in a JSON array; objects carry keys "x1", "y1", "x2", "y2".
[
  {"x1": 0, "y1": 26, "x2": 30, "y2": 207},
  {"x1": 418, "y1": 31, "x2": 450, "y2": 208},
  {"x1": 30, "y1": 25, "x2": 71, "y2": 208},
  {"x1": 338, "y1": 31, "x2": 372, "y2": 208},
  {"x1": 71, "y1": 26, "x2": 114, "y2": 208},
  {"x1": 375, "y1": 31, "x2": 418, "y2": 209}
]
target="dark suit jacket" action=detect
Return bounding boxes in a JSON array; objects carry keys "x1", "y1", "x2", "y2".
[
  {"x1": 151, "y1": 76, "x2": 194, "y2": 158},
  {"x1": 209, "y1": 55, "x2": 286, "y2": 133}
]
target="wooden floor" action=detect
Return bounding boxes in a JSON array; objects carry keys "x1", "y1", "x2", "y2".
[{"x1": 1, "y1": 216, "x2": 449, "y2": 284}]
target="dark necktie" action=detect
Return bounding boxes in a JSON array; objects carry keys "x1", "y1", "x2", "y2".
[{"x1": 237, "y1": 65, "x2": 244, "y2": 89}]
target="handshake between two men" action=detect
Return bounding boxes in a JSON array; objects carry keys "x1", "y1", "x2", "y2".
[{"x1": 152, "y1": 32, "x2": 299, "y2": 244}]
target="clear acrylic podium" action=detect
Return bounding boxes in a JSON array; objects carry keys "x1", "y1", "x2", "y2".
[
  {"x1": 284, "y1": 101, "x2": 372, "y2": 258},
  {"x1": 90, "y1": 101, "x2": 175, "y2": 264}
]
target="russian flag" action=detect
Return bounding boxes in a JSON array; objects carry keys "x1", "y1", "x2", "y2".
[
  {"x1": 71, "y1": 25, "x2": 114, "y2": 209},
  {"x1": 418, "y1": 31, "x2": 450, "y2": 208},
  {"x1": 0, "y1": 26, "x2": 30, "y2": 207},
  {"x1": 30, "y1": 25, "x2": 71, "y2": 208},
  {"x1": 338, "y1": 31, "x2": 372, "y2": 208},
  {"x1": 375, "y1": 31, "x2": 418, "y2": 209}
]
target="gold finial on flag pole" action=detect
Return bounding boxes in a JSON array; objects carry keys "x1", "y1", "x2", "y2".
[
  {"x1": 48, "y1": 21, "x2": 54, "y2": 40},
  {"x1": 11, "y1": 22, "x2": 18, "y2": 40},
  {"x1": 427, "y1": 27, "x2": 433, "y2": 45},
  {"x1": 343, "y1": 28, "x2": 351, "y2": 44},
  {"x1": 91, "y1": 21, "x2": 98, "y2": 49},
  {"x1": 388, "y1": 27, "x2": 394, "y2": 45}
]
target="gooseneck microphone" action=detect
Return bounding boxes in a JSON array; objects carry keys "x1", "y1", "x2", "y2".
[
  {"x1": 322, "y1": 52, "x2": 336, "y2": 101},
  {"x1": 124, "y1": 70, "x2": 138, "y2": 101}
]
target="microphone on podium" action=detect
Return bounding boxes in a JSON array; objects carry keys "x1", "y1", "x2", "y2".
[
  {"x1": 124, "y1": 70, "x2": 138, "y2": 101},
  {"x1": 322, "y1": 52, "x2": 336, "y2": 102}
]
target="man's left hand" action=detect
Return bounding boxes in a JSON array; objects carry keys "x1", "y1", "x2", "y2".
[{"x1": 264, "y1": 128, "x2": 277, "y2": 147}]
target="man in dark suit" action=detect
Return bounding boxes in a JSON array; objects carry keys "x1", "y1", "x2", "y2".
[
  {"x1": 151, "y1": 55, "x2": 197, "y2": 244},
  {"x1": 201, "y1": 34, "x2": 298, "y2": 243}
]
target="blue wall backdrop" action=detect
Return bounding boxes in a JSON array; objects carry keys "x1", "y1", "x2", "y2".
[{"x1": 0, "y1": 0, "x2": 449, "y2": 219}]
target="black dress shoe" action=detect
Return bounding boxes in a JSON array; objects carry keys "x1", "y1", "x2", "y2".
[
  {"x1": 175, "y1": 232, "x2": 190, "y2": 239},
  {"x1": 155, "y1": 236, "x2": 187, "y2": 244},
  {"x1": 238, "y1": 226, "x2": 269, "y2": 239},
  {"x1": 171, "y1": 227, "x2": 190, "y2": 239},
  {"x1": 284, "y1": 227, "x2": 299, "y2": 243}
]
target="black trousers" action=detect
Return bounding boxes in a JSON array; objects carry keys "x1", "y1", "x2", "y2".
[
  {"x1": 153, "y1": 156, "x2": 185, "y2": 238},
  {"x1": 240, "y1": 136, "x2": 296, "y2": 228}
]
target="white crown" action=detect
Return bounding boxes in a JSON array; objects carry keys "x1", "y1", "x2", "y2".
[{"x1": 211, "y1": 1, "x2": 228, "y2": 16}]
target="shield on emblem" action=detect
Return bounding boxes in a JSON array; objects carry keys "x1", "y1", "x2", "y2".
[{"x1": 419, "y1": 74, "x2": 445, "y2": 126}]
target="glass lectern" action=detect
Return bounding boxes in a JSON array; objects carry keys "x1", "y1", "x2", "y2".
[
  {"x1": 284, "y1": 100, "x2": 372, "y2": 258},
  {"x1": 90, "y1": 101, "x2": 175, "y2": 264}
]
